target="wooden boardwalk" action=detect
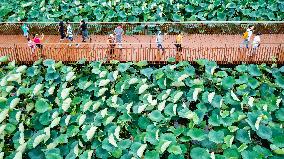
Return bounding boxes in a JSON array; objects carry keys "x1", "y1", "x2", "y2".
[{"x1": 0, "y1": 34, "x2": 283, "y2": 64}]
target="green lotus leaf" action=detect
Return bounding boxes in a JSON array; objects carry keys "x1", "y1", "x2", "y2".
[
  {"x1": 141, "y1": 68, "x2": 154, "y2": 79},
  {"x1": 248, "y1": 64, "x2": 262, "y2": 76},
  {"x1": 273, "y1": 136, "x2": 284, "y2": 148},
  {"x1": 190, "y1": 147, "x2": 210, "y2": 159},
  {"x1": 5, "y1": 123, "x2": 16, "y2": 134},
  {"x1": 256, "y1": 125, "x2": 272, "y2": 140},
  {"x1": 241, "y1": 150, "x2": 259, "y2": 159},
  {"x1": 248, "y1": 77, "x2": 259, "y2": 89},
  {"x1": 136, "y1": 60, "x2": 148, "y2": 67},
  {"x1": 222, "y1": 76, "x2": 235, "y2": 90},
  {"x1": 43, "y1": 59, "x2": 55, "y2": 67},
  {"x1": 0, "y1": 56, "x2": 8, "y2": 62},
  {"x1": 236, "y1": 129, "x2": 251, "y2": 144},
  {"x1": 276, "y1": 108, "x2": 284, "y2": 121},
  {"x1": 45, "y1": 148, "x2": 62, "y2": 159},
  {"x1": 167, "y1": 145, "x2": 183, "y2": 155},
  {"x1": 275, "y1": 75, "x2": 284, "y2": 89},
  {"x1": 39, "y1": 111, "x2": 51, "y2": 125},
  {"x1": 35, "y1": 99, "x2": 51, "y2": 113},
  {"x1": 223, "y1": 148, "x2": 240, "y2": 159},
  {"x1": 253, "y1": 145, "x2": 272, "y2": 158},
  {"x1": 28, "y1": 148, "x2": 45, "y2": 159},
  {"x1": 118, "y1": 63, "x2": 131, "y2": 72},
  {"x1": 208, "y1": 130, "x2": 224, "y2": 144},
  {"x1": 144, "y1": 150, "x2": 159, "y2": 159},
  {"x1": 186, "y1": 128, "x2": 207, "y2": 141},
  {"x1": 111, "y1": 148, "x2": 122, "y2": 158},
  {"x1": 118, "y1": 139, "x2": 132, "y2": 150},
  {"x1": 148, "y1": 110, "x2": 164, "y2": 122}
]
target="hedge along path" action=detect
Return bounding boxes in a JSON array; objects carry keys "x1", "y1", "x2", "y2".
[{"x1": 0, "y1": 34, "x2": 284, "y2": 48}]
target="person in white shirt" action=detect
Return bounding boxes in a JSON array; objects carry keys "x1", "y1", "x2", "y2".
[
  {"x1": 156, "y1": 31, "x2": 165, "y2": 53},
  {"x1": 66, "y1": 22, "x2": 79, "y2": 47},
  {"x1": 241, "y1": 25, "x2": 254, "y2": 48},
  {"x1": 250, "y1": 32, "x2": 261, "y2": 56},
  {"x1": 247, "y1": 25, "x2": 254, "y2": 42},
  {"x1": 27, "y1": 37, "x2": 35, "y2": 53},
  {"x1": 252, "y1": 32, "x2": 261, "y2": 48}
]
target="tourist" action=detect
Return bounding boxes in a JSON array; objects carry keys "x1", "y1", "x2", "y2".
[
  {"x1": 66, "y1": 22, "x2": 74, "y2": 46},
  {"x1": 80, "y1": 20, "x2": 90, "y2": 42},
  {"x1": 58, "y1": 21, "x2": 66, "y2": 41},
  {"x1": 241, "y1": 25, "x2": 254, "y2": 48},
  {"x1": 21, "y1": 22, "x2": 29, "y2": 38},
  {"x1": 175, "y1": 31, "x2": 183, "y2": 52},
  {"x1": 108, "y1": 34, "x2": 116, "y2": 57},
  {"x1": 66, "y1": 22, "x2": 80, "y2": 47},
  {"x1": 114, "y1": 24, "x2": 124, "y2": 48},
  {"x1": 156, "y1": 31, "x2": 165, "y2": 53},
  {"x1": 27, "y1": 37, "x2": 35, "y2": 53},
  {"x1": 33, "y1": 33, "x2": 44, "y2": 49},
  {"x1": 249, "y1": 32, "x2": 261, "y2": 56},
  {"x1": 252, "y1": 32, "x2": 261, "y2": 49}
]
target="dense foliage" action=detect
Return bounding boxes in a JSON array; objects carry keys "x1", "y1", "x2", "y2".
[
  {"x1": 1, "y1": 56, "x2": 284, "y2": 159},
  {"x1": 0, "y1": 0, "x2": 283, "y2": 22}
]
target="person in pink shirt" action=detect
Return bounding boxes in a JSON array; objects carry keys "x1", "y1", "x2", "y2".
[{"x1": 33, "y1": 33, "x2": 44, "y2": 49}]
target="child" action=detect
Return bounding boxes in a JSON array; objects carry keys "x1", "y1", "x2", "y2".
[
  {"x1": 21, "y1": 23, "x2": 29, "y2": 38},
  {"x1": 108, "y1": 34, "x2": 116, "y2": 57},
  {"x1": 27, "y1": 37, "x2": 35, "y2": 53}
]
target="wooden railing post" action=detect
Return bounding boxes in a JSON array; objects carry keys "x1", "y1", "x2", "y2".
[
  {"x1": 277, "y1": 44, "x2": 282, "y2": 63},
  {"x1": 14, "y1": 43, "x2": 19, "y2": 62}
]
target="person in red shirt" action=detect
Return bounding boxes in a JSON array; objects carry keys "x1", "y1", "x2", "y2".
[{"x1": 33, "y1": 33, "x2": 44, "y2": 49}]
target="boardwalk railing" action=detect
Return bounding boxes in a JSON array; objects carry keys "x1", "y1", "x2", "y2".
[{"x1": 0, "y1": 45, "x2": 284, "y2": 64}]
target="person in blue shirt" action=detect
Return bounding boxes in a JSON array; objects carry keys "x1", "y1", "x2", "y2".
[
  {"x1": 21, "y1": 22, "x2": 29, "y2": 38},
  {"x1": 114, "y1": 24, "x2": 124, "y2": 48}
]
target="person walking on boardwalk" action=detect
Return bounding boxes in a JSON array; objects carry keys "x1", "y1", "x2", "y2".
[
  {"x1": 21, "y1": 22, "x2": 29, "y2": 38},
  {"x1": 27, "y1": 37, "x2": 35, "y2": 53},
  {"x1": 66, "y1": 21, "x2": 79, "y2": 47},
  {"x1": 175, "y1": 31, "x2": 183, "y2": 52},
  {"x1": 156, "y1": 31, "x2": 165, "y2": 53},
  {"x1": 33, "y1": 33, "x2": 44, "y2": 49},
  {"x1": 250, "y1": 32, "x2": 261, "y2": 56},
  {"x1": 80, "y1": 20, "x2": 91, "y2": 42},
  {"x1": 58, "y1": 21, "x2": 66, "y2": 41},
  {"x1": 107, "y1": 34, "x2": 116, "y2": 59},
  {"x1": 241, "y1": 25, "x2": 254, "y2": 48},
  {"x1": 114, "y1": 24, "x2": 124, "y2": 48},
  {"x1": 252, "y1": 32, "x2": 261, "y2": 49}
]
